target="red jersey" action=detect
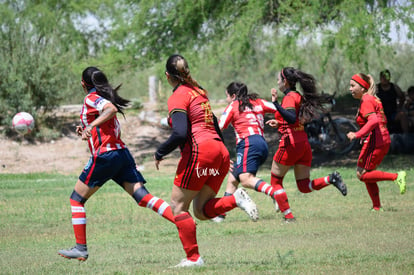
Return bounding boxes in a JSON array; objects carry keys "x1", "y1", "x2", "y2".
[
  {"x1": 219, "y1": 98, "x2": 276, "y2": 144},
  {"x1": 355, "y1": 93, "x2": 390, "y2": 146},
  {"x1": 275, "y1": 91, "x2": 308, "y2": 145},
  {"x1": 168, "y1": 84, "x2": 220, "y2": 153},
  {"x1": 80, "y1": 90, "x2": 126, "y2": 155}
]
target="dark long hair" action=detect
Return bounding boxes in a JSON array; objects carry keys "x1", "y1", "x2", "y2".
[
  {"x1": 166, "y1": 54, "x2": 201, "y2": 89},
  {"x1": 280, "y1": 67, "x2": 325, "y2": 123},
  {"x1": 226, "y1": 82, "x2": 259, "y2": 113},
  {"x1": 82, "y1": 67, "x2": 130, "y2": 117}
]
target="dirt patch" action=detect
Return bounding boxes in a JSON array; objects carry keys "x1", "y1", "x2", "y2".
[{"x1": 0, "y1": 105, "x2": 361, "y2": 175}]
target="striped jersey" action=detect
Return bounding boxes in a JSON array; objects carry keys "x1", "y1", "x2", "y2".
[
  {"x1": 80, "y1": 90, "x2": 126, "y2": 155},
  {"x1": 219, "y1": 98, "x2": 276, "y2": 144}
]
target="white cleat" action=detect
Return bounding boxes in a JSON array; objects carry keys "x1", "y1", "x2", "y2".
[
  {"x1": 272, "y1": 197, "x2": 280, "y2": 213},
  {"x1": 210, "y1": 214, "x2": 226, "y2": 223},
  {"x1": 234, "y1": 188, "x2": 259, "y2": 222},
  {"x1": 173, "y1": 256, "x2": 204, "y2": 268}
]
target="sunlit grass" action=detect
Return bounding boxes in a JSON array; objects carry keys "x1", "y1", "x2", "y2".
[{"x1": 0, "y1": 163, "x2": 413, "y2": 274}]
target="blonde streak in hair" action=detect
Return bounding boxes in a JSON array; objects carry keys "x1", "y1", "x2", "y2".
[{"x1": 367, "y1": 74, "x2": 377, "y2": 96}]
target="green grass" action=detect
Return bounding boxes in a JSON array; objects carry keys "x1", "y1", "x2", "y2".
[{"x1": 1, "y1": 165, "x2": 414, "y2": 274}]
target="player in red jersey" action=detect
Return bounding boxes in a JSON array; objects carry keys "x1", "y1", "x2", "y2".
[
  {"x1": 347, "y1": 73, "x2": 406, "y2": 211},
  {"x1": 266, "y1": 67, "x2": 348, "y2": 223},
  {"x1": 212, "y1": 82, "x2": 279, "y2": 222},
  {"x1": 154, "y1": 54, "x2": 258, "y2": 268},
  {"x1": 58, "y1": 67, "x2": 175, "y2": 261}
]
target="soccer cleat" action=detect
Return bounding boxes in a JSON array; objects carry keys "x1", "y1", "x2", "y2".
[
  {"x1": 173, "y1": 256, "x2": 204, "y2": 267},
  {"x1": 283, "y1": 217, "x2": 297, "y2": 223},
  {"x1": 394, "y1": 171, "x2": 406, "y2": 195},
  {"x1": 58, "y1": 246, "x2": 88, "y2": 261},
  {"x1": 371, "y1": 207, "x2": 384, "y2": 212},
  {"x1": 210, "y1": 214, "x2": 226, "y2": 223},
  {"x1": 329, "y1": 171, "x2": 347, "y2": 196},
  {"x1": 272, "y1": 197, "x2": 281, "y2": 213},
  {"x1": 234, "y1": 188, "x2": 259, "y2": 222}
]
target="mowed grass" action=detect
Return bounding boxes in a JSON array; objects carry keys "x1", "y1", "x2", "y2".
[{"x1": 1, "y1": 160, "x2": 414, "y2": 274}]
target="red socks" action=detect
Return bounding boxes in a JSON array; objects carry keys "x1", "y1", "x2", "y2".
[
  {"x1": 271, "y1": 173, "x2": 294, "y2": 219},
  {"x1": 70, "y1": 198, "x2": 87, "y2": 246},
  {"x1": 255, "y1": 180, "x2": 275, "y2": 196},
  {"x1": 138, "y1": 194, "x2": 175, "y2": 223},
  {"x1": 360, "y1": 170, "x2": 397, "y2": 183},
  {"x1": 364, "y1": 182, "x2": 381, "y2": 209},
  {"x1": 174, "y1": 212, "x2": 200, "y2": 261},
  {"x1": 296, "y1": 177, "x2": 329, "y2": 193},
  {"x1": 202, "y1": 196, "x2": 237, "y2": 218}
]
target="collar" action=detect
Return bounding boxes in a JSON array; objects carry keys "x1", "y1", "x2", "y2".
[{"x1": 88, "y1": 87, "x2": 97, "y2": 94}]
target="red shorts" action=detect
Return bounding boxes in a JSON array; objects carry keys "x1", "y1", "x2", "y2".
[
  {"x1": 174, "y1": 139, "x2": 230, "y2": 193},
  {"x1": 358, "y1": 140, "x2": 390, "y2": 170},
  {"x1": 273, "y1": 140, "x2": 312, "y2": 167}
]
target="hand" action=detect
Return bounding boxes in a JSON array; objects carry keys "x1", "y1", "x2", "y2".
[
  {"x1": 81, "y1": 125, "x2": 93, "y2": 140},
  {"x1": 347, "y1": 132, "x2": 356, "y2": 141},
  {"x1": 271, "y1": 88, "x2": 278, "y2": 102},
  {"x1": 75, "y1": 125, "x2": 83, "y2": 136},
  {"x1": 229, "y1": 159, "x2": 234, "y2": 173},
  {"x1": 266, "y1": 119, "x2": 278, "y2": 128},
  {"x1": 154, "y1": 155, "x2": 162, "y2": 170}
]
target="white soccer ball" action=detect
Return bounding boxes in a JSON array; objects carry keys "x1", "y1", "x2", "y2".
[{"x1": 12, "y1": 112, "x2": 35, "y2": 134}]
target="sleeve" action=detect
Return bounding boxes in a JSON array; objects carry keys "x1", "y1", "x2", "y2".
[
  {"x1": 355, "y1": 98, "x2": 378, "y2": 138},
  {"x1": 155, "y1": 111, "x2": 188, "y2": 160},
  {"x1": 273, "y1": 101, "x2": 296, "y2": 124},
  {"x1": 355, "y1": 113, "x2": 378, "y2": 138},
  {"x1": 213, "y1": 113, "x2": 225, "y2": 142},
  {"x1": 218, "y1": 103, "x2": 235, "y2": 130},
  {"x1": 260, "y1": 99, "x2": 277, "y2": 114}
]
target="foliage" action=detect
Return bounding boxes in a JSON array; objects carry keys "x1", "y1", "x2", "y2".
[{"x1": 0, "y1": 0, "x2": 413, "y2": 132}]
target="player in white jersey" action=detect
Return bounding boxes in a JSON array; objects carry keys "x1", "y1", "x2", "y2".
[{"x1": 213, "y1": 82, "x2": 279, "y2": 222}]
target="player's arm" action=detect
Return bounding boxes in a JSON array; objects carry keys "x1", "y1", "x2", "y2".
[
  {"x1": 354, "y1": 112, "x2": 378, "y2": 139},
  {"x1": 272, "y1": 101, "x2": 296, "y2": 124},
  {"x1": 82, "y1": 103, "x2": 117, "y2": 140},
  {"x1": 154, "y1": 111, "x2": 187, "y2": 161}
]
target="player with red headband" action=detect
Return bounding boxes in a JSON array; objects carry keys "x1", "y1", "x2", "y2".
[
  {"x1": 347, "y1": 73, "x2": 406, "y2": 211},
  {"x1": 266, "y1": 67, "x2": 348, "y2": 223}
]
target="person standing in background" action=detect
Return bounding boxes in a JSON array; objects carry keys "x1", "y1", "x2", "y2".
[{"x1": 376, "y1": 69, "x2": 408, "y2": 133}]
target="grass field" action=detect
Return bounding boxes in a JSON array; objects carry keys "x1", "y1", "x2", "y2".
[{"x1": 1, "y1": 160, "x2": 414, "y2": 274}]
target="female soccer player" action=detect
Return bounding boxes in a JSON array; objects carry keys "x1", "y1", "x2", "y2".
[
  {"x1": 58, "y1": 67, "x2": 174, "y2": 261},
  {"x1": 267, "y1": 67, "x2": 348, "y2": 222},
  {"x1": 347, "y1": 73, "x2": 406, "y2": 211},
  {"x1": 154, "y1": 54, "x2": 258, "y2": 267},
  {"x1": 212, "y1": 82, "x2": 279, "y2": 222}
]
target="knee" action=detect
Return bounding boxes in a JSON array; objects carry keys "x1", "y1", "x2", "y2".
[{"x1": 296, "y1": 179, "x2": 311, "y2": 193}]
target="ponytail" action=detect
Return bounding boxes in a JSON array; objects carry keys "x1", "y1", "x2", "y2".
[
  {"x1": 280, "y1": 67, "x2": 325, "y2": 123},
  {"x1": 91, "y1": 71, "x2": 130, "y2": 117},
  {"x1": 226, "y1": 82, "x2": 258, "y2": 112},
  {"x1": 166, "y1": 54, "x2": 203, "y2": 92}
]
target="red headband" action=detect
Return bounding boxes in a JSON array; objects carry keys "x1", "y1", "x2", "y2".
[
  {"x1": 281, "y1": 69, "x2": 286, "y2": 80},
  {"x1": 351, "y1": 74, "x2": 370, "y2": 90}
]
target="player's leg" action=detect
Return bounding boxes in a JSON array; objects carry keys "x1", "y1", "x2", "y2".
[
  {"x1": 270, "y1": 160, "x2": 293, "y2": 221},
  {"x1": 123, "y1": 181, "x2": 174, "y2": 223},
  {"x1": 58, "y1": 180, "x2": 100, "y2": 261}
]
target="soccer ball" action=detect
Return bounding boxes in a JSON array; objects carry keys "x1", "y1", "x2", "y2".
[{"x1": 12, "y1": 112, "x2": 35, "y2": 134}]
